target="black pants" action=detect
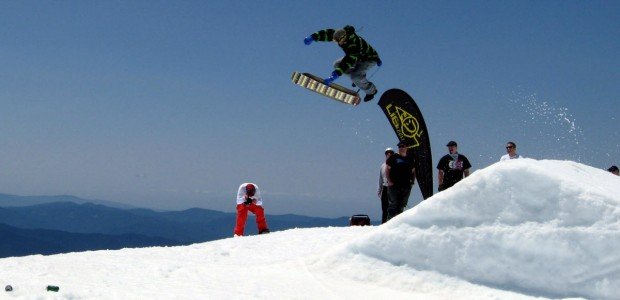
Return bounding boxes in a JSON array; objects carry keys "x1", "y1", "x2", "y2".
[
  {"x1": 380, "y1": 186, "x2": 389, "y2": 224},
  {"x1": 387, "y1": 185, "x2": 412, "y2": 221},
  {"x1": 439, "y1": 181, "x2": 456, "y2": 192}
]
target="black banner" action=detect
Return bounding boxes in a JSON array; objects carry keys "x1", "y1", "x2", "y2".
[{"x1": 378, "y1": 89, "x2": 433, "y2": 200}]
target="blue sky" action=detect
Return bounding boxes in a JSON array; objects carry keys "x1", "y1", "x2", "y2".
[{"x1": 1, "y1": 1, "x2": 618, "y2": 218}]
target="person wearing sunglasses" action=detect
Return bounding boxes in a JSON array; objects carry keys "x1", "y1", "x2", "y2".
[
  {"x1": 304, "y1": 25, "x2": 382, "y2": 102},
  {"x1": 500, "y1": 141, "x2": 521, "y2": 161}
]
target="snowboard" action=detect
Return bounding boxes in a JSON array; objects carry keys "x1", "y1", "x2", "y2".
[{"x1": 291, "y1": 71, "x2": 361, "y2": 106}]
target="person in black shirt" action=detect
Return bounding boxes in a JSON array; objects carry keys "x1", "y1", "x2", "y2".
[
  {"x1": 386, "y1": 141, "x2": 415, "y2": 220},
  {"x1": 437, "y1": 141, "x2": 471, "y2": 191}
]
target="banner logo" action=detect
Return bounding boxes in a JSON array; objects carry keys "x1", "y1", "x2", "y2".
[{"x1": 386, "y1": 104, "x2": 423, "y2": 147}]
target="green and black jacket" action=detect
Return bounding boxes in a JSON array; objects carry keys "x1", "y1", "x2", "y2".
[{"x1": 311, "y1": 25, "x2": 381, "y2": 76}]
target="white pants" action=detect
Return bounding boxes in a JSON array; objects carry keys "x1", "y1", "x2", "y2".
[{"x1": 333, "y1": 58, "x2": 377, "y2": 95}]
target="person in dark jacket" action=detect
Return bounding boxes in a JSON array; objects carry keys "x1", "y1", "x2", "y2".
[
  {"x1": 304, "y1": 25, "x2": 382, "y2": 102},
  {"x1": 386, "y1": 141, "x2": 415, "y2": 220}
]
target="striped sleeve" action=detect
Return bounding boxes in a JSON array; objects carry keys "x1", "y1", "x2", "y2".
[{"x1": 312, "y1": 29, "x2": 336, "y2": 42}]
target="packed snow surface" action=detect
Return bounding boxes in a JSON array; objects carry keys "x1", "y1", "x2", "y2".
[{"x1": 1, "y1": 159, "x2": 619, "y2": 299}]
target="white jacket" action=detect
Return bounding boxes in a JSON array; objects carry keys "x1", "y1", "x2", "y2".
[
  {"x1": 236, "y1": 183, "x2": 263, "y2": 206},
  {"x1": 378, "y1": 162, "x2": 389, "y2": 196},
  {"x1": 500, "y1": 154, "x2": 522, "y2": 161}
]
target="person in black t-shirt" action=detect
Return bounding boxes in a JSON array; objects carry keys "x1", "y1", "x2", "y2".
[
  {"x1": 385, "y1": 141, "x2": 415, "y2": 221},
  {"x1": 437, "y1": 141, "x2": 471, "y2": 191}
]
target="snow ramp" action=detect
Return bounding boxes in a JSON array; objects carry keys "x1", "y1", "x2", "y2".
[{"x1": 312, "y1": 159, "x2": 620, "y2": 299}]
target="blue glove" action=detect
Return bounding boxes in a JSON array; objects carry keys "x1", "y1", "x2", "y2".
[
  {"x1": 377, "y1": 59, "x2": 382, "y2": 67},
  {"x1": 304, "y1": 35, "x2": 314, "y2": 45},
  {"x1": 323, "y1": 71, "x2": 339, "y2": 86}
]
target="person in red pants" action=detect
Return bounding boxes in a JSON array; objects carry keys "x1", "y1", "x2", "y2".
[{"x1": 234, "y1": 183, "x2": 270, "y2": 237}]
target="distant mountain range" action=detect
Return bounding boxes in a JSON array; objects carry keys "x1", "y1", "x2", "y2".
[
  {"x1": 0, "y1": 193, "x2": 135, "y2": 209},
  {"x1": 0, "y1": 223, "x2": 180, "y2": 258},
  {"x1": 0, "y1": 193, "x2": 353, "y2": 258}
]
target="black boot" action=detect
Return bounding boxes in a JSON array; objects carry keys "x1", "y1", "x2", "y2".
[{"x1": 364, "y1": 90, "x2": 377, "y2": 102}]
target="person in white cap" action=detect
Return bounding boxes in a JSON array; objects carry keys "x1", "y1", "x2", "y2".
[{"x1": 377, "y1": 147, "x2": 395, "y2": 224}]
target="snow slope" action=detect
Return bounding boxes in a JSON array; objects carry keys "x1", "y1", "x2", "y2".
[{"x1": 1, "y1": 159, "x2": 619, "y2": 299}]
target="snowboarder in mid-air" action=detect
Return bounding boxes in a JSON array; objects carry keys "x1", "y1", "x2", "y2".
[{"x1": 304, "y1": 25, "x2": 382, "y2": 102}]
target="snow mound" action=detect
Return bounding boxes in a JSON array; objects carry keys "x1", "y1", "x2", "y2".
[{"x1": 319, "y1": 159, "x2": 620, "y2": 299}]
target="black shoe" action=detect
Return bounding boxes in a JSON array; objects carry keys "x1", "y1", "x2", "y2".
[
  {"x1": 259, "y1": 229, "x2": 270, "y2": 234},
  {"x1": 364, "y1": 90, "x2": 377, "y2": 102}
]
